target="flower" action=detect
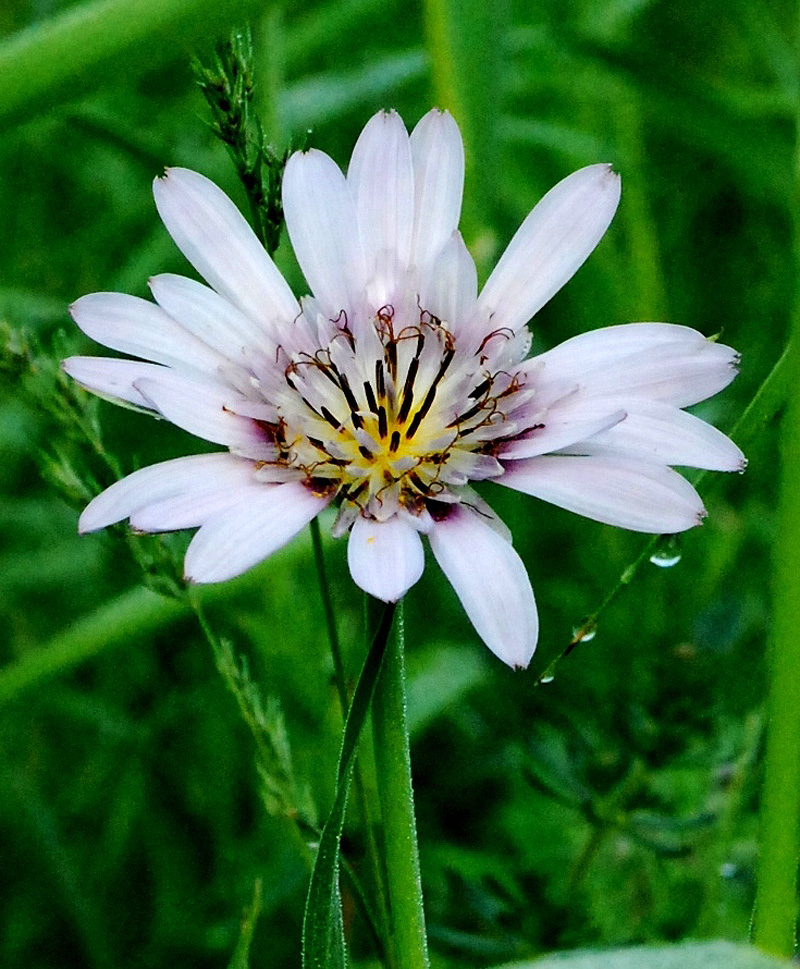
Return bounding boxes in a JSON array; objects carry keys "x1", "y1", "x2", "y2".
[{"x1": 64, "y1": 109, "x2": 743, "y2": 668}]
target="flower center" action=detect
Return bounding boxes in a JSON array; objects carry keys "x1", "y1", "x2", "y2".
[{"x1": 266, "y1": 308, "x2": 525, "y2": 523}]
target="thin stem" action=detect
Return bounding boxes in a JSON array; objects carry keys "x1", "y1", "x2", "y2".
[
  {"x1": 542, "y1": 342, "x2": 791, "y2": 686},
  {"x1": 753, "y1": 353, "x2": 800, "y2": 955},
  {"x1": 753, "y1": 39, "x2": 800, "y2": 949},
  {"x1": 309, "y1": 520, "x2": 391, "y2": 959},
  {"x1": 371, "y1": 600, "x2": 429, "y2": 969},
  {"x1": 309, "y1": 518, "x2": 348, "y2": 711}
]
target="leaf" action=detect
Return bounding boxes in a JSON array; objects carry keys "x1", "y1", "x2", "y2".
[
  {"x1": 227, "y1": 878, "x2": 262, "y2": 969},
  {"x1": 0, "y1": 0, "x2": 267, "y2": 129},
  {"x1": 302, "y1": 602, "x2": 396, "y2": 969},
  {"x1": 406, "y1": 642, "x2": 487, "y2": 737},
  {"x1": 493, "y1": 941, "x2": 793, "y2": 969},
  {"x1": 281, "y1": 50, "x2": 427, "y2": 131}
]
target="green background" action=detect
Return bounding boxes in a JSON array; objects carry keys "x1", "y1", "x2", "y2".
[{"x1": 0, "y1": 0, "x2": 789, "y2": 966}]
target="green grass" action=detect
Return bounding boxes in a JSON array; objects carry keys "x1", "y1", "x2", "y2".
[{"x1": 0, "y1": 0, "x2": 793, "y2": 966}]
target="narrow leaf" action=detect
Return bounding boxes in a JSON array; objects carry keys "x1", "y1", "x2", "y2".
[{"x1": 302, "y1": 602, "x2": 396, "y2": 969}]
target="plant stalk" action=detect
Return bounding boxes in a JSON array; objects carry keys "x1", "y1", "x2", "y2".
[
  {"x1": 371, "y1": 600, "x2": 429, "y2": 969},
  {"x1": 752, "y1": 20, "x2": 800, "y2": 952}
]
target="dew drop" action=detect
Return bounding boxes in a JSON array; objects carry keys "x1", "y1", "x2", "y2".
[
  {"x1": 649, "y1": 535, "x2": 682, "y2": 569},
  {"x1": 572, "y1": 624, "x2": 596, "y2": 644}
]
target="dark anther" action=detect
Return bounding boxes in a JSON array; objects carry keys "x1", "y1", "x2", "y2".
[
  {"x1": 337, "y1": 373, "x2": 363, "y2": 429},
  {"x1": 469, "y1": 377, "x2": 492, "y2": 400},
  {"x1": 321, "y1": 406, "x2": 343, "y2": 430},
  {"x1": 386, "y1": 340, "x2": 398, "y2": 381},
  {"x1": 447, "y1": 399, "x2": 485, "y2": 428},
  {"x1": 377, "y1": 405, "x2": 388, "y2": 439},
  {"x1": 389, "y1": 430, "x2": 401, "y2": 453},
  {"x1": 406, "y1": 347, "x2": 455, "y2": 439},
  {"x1": 375, "y1": 359, "x2": 386, "y2": 399},
  {"x1": 408, "y1": 472, "x2": 429, "y2": 494},
  {"x1": 363, "y1": 380, "x2": 378, "y2": 414},
  {"x1": 397, "y1": 357, "x2": 419, "y2": 423}
]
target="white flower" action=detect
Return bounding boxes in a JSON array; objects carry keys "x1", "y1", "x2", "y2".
[{"x1": 64, "y1": 109, "x2": 743, "y2": 668}]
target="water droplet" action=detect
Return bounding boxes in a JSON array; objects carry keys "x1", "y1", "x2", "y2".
[
  {"x1": 538, "y1": 660, "x2": 557, "y2": 685},
  {"x1": 572, "y1": 624, "x2": 596, "y2": 644},
  {"x1": 720, "y1": 862, "x2": 738, "y2": 879},
  {"x1": 649, "y1": 535, "x2": 681, "y2": 568}
]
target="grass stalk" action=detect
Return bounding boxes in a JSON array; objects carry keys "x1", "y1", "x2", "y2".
[{"x1": 371, "y1": 601, "x2": 429, "y2": 969}]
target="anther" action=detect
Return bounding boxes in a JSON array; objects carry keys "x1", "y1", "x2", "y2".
[
  {"x1": 397, "y1": 357, "x2": 419, "y2": 423},
  {"x1": 363, "y1": 380, "x2": 378, "y2": 415},
  {"x1": 321, "y1": 406, "x2": 343, "y2": 430}
]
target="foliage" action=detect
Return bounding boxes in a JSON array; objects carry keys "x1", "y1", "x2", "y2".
[{"x1": 0, "y1": 0, "x2": 788, "y2": 966}]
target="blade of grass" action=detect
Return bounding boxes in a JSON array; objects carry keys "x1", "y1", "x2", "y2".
[
  {"x1": 303, "y1": 601, "x2": 397, "y2": 969},
  {"x1": 0, "y1": 0, "x2": 266, "y2": 129},
  {"x1": 540, "y1": 342, "x2": 790, "y2": 685}
]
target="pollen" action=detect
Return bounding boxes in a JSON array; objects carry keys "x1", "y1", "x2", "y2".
[{"x1": 259, "y1": 306, "x2": 524, "y2": 525}]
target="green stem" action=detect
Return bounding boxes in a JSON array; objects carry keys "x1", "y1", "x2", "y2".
[
  {"x1": 309, "y1": 518, "x2": 348, "y2": 710},
  {"x1": 753, "y1": 337, "x2": 800, "y2": 958},
  {"x1": 371, "y1": 600, "x2": 429, "y2": 969},
  {"x1": 309, "y1": 521, "x2": 391, "y2": 960},
  {"x1": 541, "y1": 342, "x2": 792, "y2": 686},
  {"x1": 752, "y1": 21, "x2": 800, "y2": 950}
]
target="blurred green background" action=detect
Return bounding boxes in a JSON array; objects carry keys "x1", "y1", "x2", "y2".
[{"x1": 0, "y1": 0, "x2": 787, "y2": 966}]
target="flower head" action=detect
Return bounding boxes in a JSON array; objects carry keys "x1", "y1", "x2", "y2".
[{"x1": 64, "y1": 109, "x2": 743, "y2": 668}]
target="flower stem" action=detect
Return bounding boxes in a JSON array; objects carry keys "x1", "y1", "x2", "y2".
[
  {"x1": 309, "y1": 518, "x2": 348, "y2": 709},
  {"x1": 752, "y1": 24, "x2": 800, "y2": 951},
  {"x1": 753, "y1": 337, "x2": 800, "y2": 957},
  {"x1": 310, "y1": 521, "x2": 391, "y2": 960},
  {"x1": 753, "y1": 193, "x2": 800, "y2": 963},
  {"x1": 371, "y1": 599, "x2": 429, "y2": 969}
]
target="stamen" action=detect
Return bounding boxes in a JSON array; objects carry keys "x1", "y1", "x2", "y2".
[
  {"x1": 469, "y1": 377, "x2": 492, "y2": 400},
  {"x1": 405, "y1": 348, "x2": 455, "y2": 439},
  {"x1": 375, "y1": 359, "x2": 386, "y2": 399},
  {"x1": 336, "y1": 372, "x2": 363, "y2": 429},
  {"x1": 377, "y1": 405, "x2": 388, "y2": 439},
  {"x1": 397, "y1": 356, "x2": 419, "y2": 423},
  {"x1": 320, "y1": 406, "x2": 343, "y2": 430},
  {"x1": 363, "y1": 380, "x2": 378, "y2": 414},
  {"x1": 389, "y1": 430, "x2": 401, "y2": 453},
  {"x1": 386, "y1": 340, "x2": 398, "y2": 382},
  {"x1": 448, "y1": 399, "x2": 486, "y2": 428}
]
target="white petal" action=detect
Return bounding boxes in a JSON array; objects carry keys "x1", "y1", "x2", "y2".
[
  {"x1": 152, "y1": 168, "x2": 299, "y2": 330},
  {"x1": 531, "y1": 323, "x2": 739, "y2": 407},
  {"x1": 184, "y1": 481, "x2": 329, "y2": 583},
  {"x1": 500, "y1": 455, "x2": 706, "y2": 533},
  {"x1": 475, "y1": 164, "x2": 621, "y2": 333},
  {"x1": 563, "y1": 399, "x2": 745, "y2": 470},
  {"x1": 347, "y1": 515, "x2": 425, "y2": 602},
  {"x1": 130, "y1": 483, "x2": 266, "y2": 532},
  {"x1": 134, "y1": 372, "x2": 270, "y2": 455},
  {"x1": 347, "y1": 110, "x2": 414, "y2": 305},
  {"x1": 283, "y1": 149, "x2": 368, "y2": 320},
  {"x1": 70, "y1": 292, "x2": 225, "y2": 373},
  {"x1": 149, "y1": 274, "x2": 269, "y2": 361},
  {"x1": 428, "y1": 505, "x2": 538, "y2": 668},
  {"x1": 418, "y1": 231, "x2": 477, "y2": 331},
  {"x1": 79, "y1": 453, "x2": 256, "y2": 532},
  {"x1": 501, "y1": 399, "x2": 627, "y2": 460},
  {"x1": 63, "y1": 355, "x2": 165, "y2": 410},
  {"x1": 410, "y1": 109, "x2": 465, "y2": 273}
]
